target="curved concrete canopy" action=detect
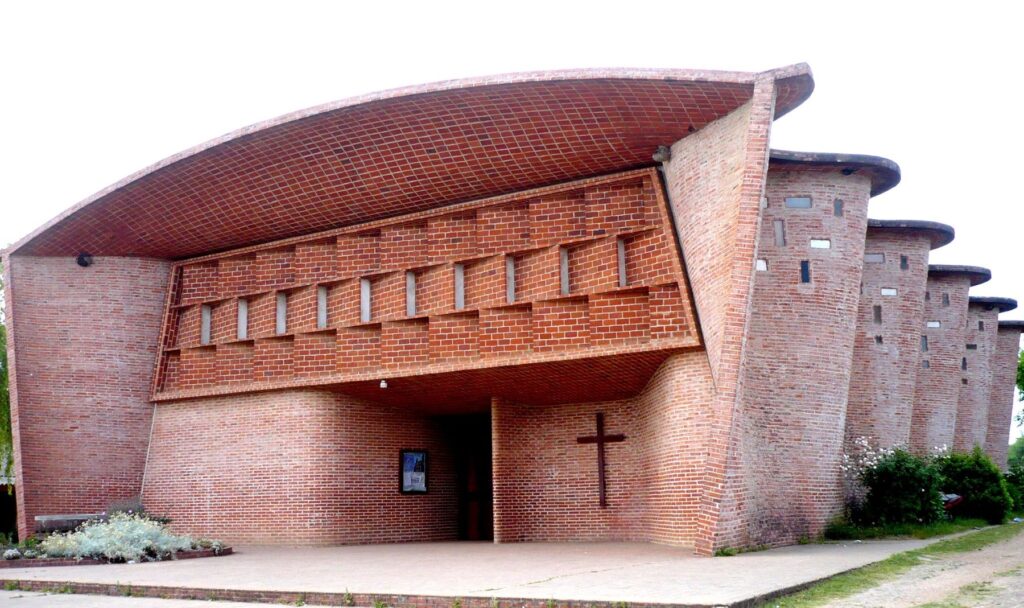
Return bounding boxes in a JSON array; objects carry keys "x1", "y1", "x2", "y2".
[
  {"x1": 768, "y1": 149, "x2": 901, "y2": 196},
  {"x1": 7, "y1": 65, "x2": 814, "y2": 260},
  {"x1": 928, "y1": 264, "x2": 992, "y2": 286},
  {"x1": 867, "y1": 219, "x2": 955, "y2": 250},
  {"x1": 969, "y1": 296, "x2": 1018, "y2": 313}
]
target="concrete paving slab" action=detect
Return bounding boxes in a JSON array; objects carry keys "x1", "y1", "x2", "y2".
[
  {"x1": 0, "y1": 589, "x2": 313, "y2": 607},
  {"x1": 0, "y1": 539, "x2": 935, "y2": 607}
]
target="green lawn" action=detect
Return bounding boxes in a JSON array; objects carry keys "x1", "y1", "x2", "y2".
[
  {"x1": 761, "y1": 523, "x2": 1024, "y2": 608},
  {"x1": 823, "y1": 517, "x2": 989, "y2": 541}
]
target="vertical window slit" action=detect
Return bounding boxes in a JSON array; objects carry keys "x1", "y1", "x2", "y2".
[
  {"x1": 360, "y1": 278, "x2": 372, "y2": 323},
  {"x1": 237, "y1": 299, "x2": 248, "y2": 340},
  {"x1": 453, "y1": 264, "x2": 465, "y2": 311},
  {"x1": 773, "y1": 219, "x2": 786, "y2": 247},
  {"x1": 559, "y1": 247, "x2": 570, "y2": 296},
  {"x1": 275, "y1": 292, "x2": 288, "y2": 335},
  {"x1": 200, "y1": 304, "x2": 212, "y2": 346},
  {"x1": 505, "y1": 256, "x2": 516, "y2": 304},
  {"x1": 406, "y1": 271, "x2": 417, "y2": 317},
  {"x1": 616, "y1": 238, "x2": 628, "y2": 288},
  {"x1": 316, "y1": 286, "x2": 328, "y2": 330},
  {"x1": 799, "y1": 260, "x2": 811, "y2": 284}
]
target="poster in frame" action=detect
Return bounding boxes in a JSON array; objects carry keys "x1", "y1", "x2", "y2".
[{"x1": 400, "y1": 449, "x2": 428, "y2": 494}]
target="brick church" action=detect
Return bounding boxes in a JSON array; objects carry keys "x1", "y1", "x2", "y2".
[{"x1": 3, "y1": 64, "x2": 1021, "y2": 555}]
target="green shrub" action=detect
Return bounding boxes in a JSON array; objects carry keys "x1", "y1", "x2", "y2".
[
  {"x1": 39, "y1": 512, "x2": 209, "y2": 562},
  {"x1": 858, "y1": 449, "x2": 943, "y2": 525},
  {"x1": 935, "y1": 447, "x2": 1012, "y2": 524},
  {"x1": 1006, "y1": 460, "x2": 1024, "y2": 513}
]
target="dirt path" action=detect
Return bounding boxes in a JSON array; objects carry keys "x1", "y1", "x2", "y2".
[{"x1": 823, "y1": 525, "x2": 1024, "y2": 607}]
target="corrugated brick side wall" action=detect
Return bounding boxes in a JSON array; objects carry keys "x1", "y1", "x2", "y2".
[
  {"x1": 142, "y1": 390, "x2": 457, "y2": 544},
  {"x1": 491, "y1": 351, "x2": 714, "y2": 545},
  {"x1": 987, "y1": 327, "x2": 1023, "y2": 469},
  {"x1": 954, "y1": 303, "x2": 1001, "y2": 452},
  {"x1": 909, "y1": 275, "x2": 971, "y2": 453},
  {"x1": 845, "y1": 232, "x2": 931, "y2": 448},
  {"x1": 740, "y1": 169, "x2": 870, "y2": 546},
  {"x1": 5, "y1": 256, "x2": 170, "y2": 540},
  {"x1": 662, "y1": 78, "x2": 776, "y2": 555}
]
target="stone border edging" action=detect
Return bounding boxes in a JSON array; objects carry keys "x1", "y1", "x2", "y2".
[{"x1": 0, "y1": 547, "x2": 231, "y2": 569}]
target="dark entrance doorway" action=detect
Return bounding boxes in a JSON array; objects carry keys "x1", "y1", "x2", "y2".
[{"x1": 441, "y1": 413, "x2": 493, "y2": 541}]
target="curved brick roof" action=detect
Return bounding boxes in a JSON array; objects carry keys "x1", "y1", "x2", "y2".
[
  {"x1": 8, "y1": 65, "x2": 813, "y2": 260},
  {"x1": 867, "y1": 219, "x2": 955, "y2": 250},
  {"x1": 768, "y1": 149, "x2": 901, "y2": 196},
  {"x1": 969, "y1": 296, "x2": 1018, "y2": 312},
  {"x1": 928, "y1": 264, "x2": 992, "y2": 286}
]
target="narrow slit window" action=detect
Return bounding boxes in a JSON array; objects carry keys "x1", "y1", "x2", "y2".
[
  {"x1": 360, "y1": 278, "x2": 372, "y2": 323},
  {"x1": 760, "y1": 197, "x2": 768, "y2": 209},
  {"x1": 833, "y1": 199, "x2": 844, "y2": 217},
  {"x1": 237, "y1": 299, "x2": 248, "y2": 340},
  {"x1": 881, "y1": 287, "x2": 898, "y2": 296},
  {"x1": 925, "y1": 291, "x2": 931, "y2": 302},
  {"x1": 755, "y1": 259, "x2": 768, "y2": 272},
  {"x1": 559, "y1": 247, "x2": 570, "y2": 295},
  {"x1": 927, "y1": 321, "x2": 941, "y2": 328},
  {"x1": 966, "y1": 343, "x2": 977, "y2": 350},
  {"x1": 921, "y1": 335, "x2": 929, "y2": 352},
  {"x1": 978, "y1": 320, "x2": 984, "y2": 331},
  {"x1": 773, "y1": 219, "x2": 786, "y2": 246},
  {"x1": 942, "y1": 293, "x2": 950, "y2": 307},
  {"x1": 810, "y1": 239, "x2": 831, "y2": 249},
  {"x1": 275, "y1": 292, "x2": 288, "y2": 335},
  {"x1": 874, "y1": 335, "x2": 884, "y2": 345},
  {"x1": 961, "y1": 357, "x2": 968, "y2": 371},
  {"x1": 864, "y1": 253, "x2": 885, "y2": 264},
  {"x1": 616, "y1": 238, "x2": 627, "y2": 288},
  {"x1": 900, "y1": 255, "x2": 909, "y2": 270},
  {"x1": 784, "y1": 197, "x2": 812, "y2": 208},
  {"x1": 799, "y1": 260, "x2": 811, "y2": 284},
  {"x1": 505, "y1": 256, "x2": 516, "y2": 304},
  {"x1": 316, "y1": 286, "x2": 328, "y2": 330},
  {"x1": 873, "y1": 305, "x2": 883, "y2": 324},
  {"x1": 922, "y1": 360, "x2": 930, "y2": 369},
  {"x1": 406, "y1": 271, "x2": 417, "y2": 317},
  {"x1": 962, "y1": 378, "x2": 968, "y2": 385},
  {"x1": 453, "y1": 264, "x2": 465, "y2": 311},
  {"x1": 200, "y1": 304, "x2": 212, "y2": 346}
]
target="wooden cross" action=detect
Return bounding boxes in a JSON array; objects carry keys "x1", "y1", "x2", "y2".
[{"x1": 576, "y1": 412, "x2": 626, "y2": 508}]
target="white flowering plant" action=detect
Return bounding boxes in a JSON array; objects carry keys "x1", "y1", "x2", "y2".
[{"x1": 39, "y1": 512, "x2": 220, "y2": 562}]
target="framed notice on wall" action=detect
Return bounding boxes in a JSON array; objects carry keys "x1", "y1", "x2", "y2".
[{"x1": 400, "y1": 449, "x2": 428, "y2": 494}]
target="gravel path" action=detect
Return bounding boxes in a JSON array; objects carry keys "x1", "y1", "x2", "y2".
[{"x1": 824, "y1": 525, "x2": 1024, "y2": 607}]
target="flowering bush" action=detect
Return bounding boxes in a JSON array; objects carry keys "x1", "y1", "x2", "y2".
[
  {"x1": 858, "y1": 448, "x2": 944, "y2": 525},
  {"x1": 39, "y1": 512, "x2": 210, "y2": 562}
]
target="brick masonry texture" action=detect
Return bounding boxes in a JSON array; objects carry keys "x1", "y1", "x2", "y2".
[
  {"x1": 3, "y1": 256, "x2": 170, "y2": 540},
  {"x1": 739, "y1": 169, "x2": 871, "y2": 547},
  {"x1": 846, "y1": 230, "x2": 931, "y2": 449},
  {"x1": 142, "y1": 390, "x2": 458, "y2": 544},
  {"x1": 4, "y1": 66, "x2": 1021, "y2": 557},
  {"x1": 954, "y1": 302, "x2": 1001, "y2": 452},
  {"x1": 909, "y1": 274, "x2": 972, "y2": 454},
  {"x1": 988, "y1": 326, "x2": 1024, "y2": 469}
]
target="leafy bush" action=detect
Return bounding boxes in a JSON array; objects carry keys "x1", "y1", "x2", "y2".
[
  {"x1": 1006, "y1": 459, "x2": 1024, "y2": 512},
  {"x1": 935, "y1": 447, "x2": 1012, "y2": 524},
  {"x1": 858, "y1": 449, "x2": 944, "y2": 525},
  {"x1": 39, "y1": 512, "x2": 197, "y2": 562}
]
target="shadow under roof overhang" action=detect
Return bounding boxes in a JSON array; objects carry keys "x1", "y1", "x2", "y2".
[
  {"x1": 998, "y1": 320, "x2": 1024, "y2": 330},
  {"x1": 969, "y1": 296, "x2": 1018, "y2": 313},
  {"x1": 8, "y1": 64, "x2": 814, "y2": 260},
  {"x1": 768, "y1": 149, "x2": 901, "y2": 196},
  {"x1": 867, "y1": 219, "x2": 955, "y2": 250},
  {"x1": 928, "y1": 264, "x2": 992, "y2": 286}
]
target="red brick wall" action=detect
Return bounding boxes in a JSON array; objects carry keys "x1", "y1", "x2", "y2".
[
  {"x1": 954, "y1": 303, "x2": 1001, "y2": 452},
  {"x1": 4, "y1": 255, "x2": 170, "y2": 539},
  {"x1": 141, "y1": 390, "x2": 457, "y2": 544},
  {"x1": 491, "y1": 351, "x2": 714, "y2": 545},
  {"x1": 739, "y1": 169, "x2": 871, "y2": 546},
  {"x1": 845, "y1": 231, "x2": 931, "y2": 449},
  {"x1": 987, "y1": 327, "x2": 1022, "y2": 469},
  {"x1": 909, "y1": 275, "x2": 971, "y2": 453},
  {"x1": 154, "y1": 170, "x2": 698, "y2": 402},
  {"x1": 662, "y1": 78, "x2": 777, "y2": 555}
]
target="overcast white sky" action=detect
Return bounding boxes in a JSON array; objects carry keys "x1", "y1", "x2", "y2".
[{"x1": 1, "y1": 2, "x2": 1021, "y2": 437}]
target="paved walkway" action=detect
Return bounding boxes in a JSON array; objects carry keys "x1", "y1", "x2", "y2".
[{"x1": 0, "y1": 540, "x2": 936, "y2": 606}]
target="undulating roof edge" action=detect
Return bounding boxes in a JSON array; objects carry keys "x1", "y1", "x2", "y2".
[
  {"x1": 969, "y1": 296, "x2": 1018, "y2": 313},
  {"x1": 867, "y1": 219, "x2": 955, "y2": 250},
  {"x1": 928, "y1": 264, "x2": 992, "y2": 286},
  {"x1": 8, "y1": 64, "x2": 813, "y2": 259},
  {"x1": 768, "y1": 149, "x2": 901, "y2": 196}
]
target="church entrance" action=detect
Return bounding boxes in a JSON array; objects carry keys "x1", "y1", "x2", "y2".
[{"x1": 441, "y1": 413, "x2": 493, "y2": 541}]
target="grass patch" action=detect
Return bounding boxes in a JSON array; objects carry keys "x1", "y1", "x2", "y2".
[
  {"x1": 760, "y1": 522, "x2": 1024, "y2": 607},
  {"x1": 824, "y1": 517, "x2": 987, "y2": 541}
]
